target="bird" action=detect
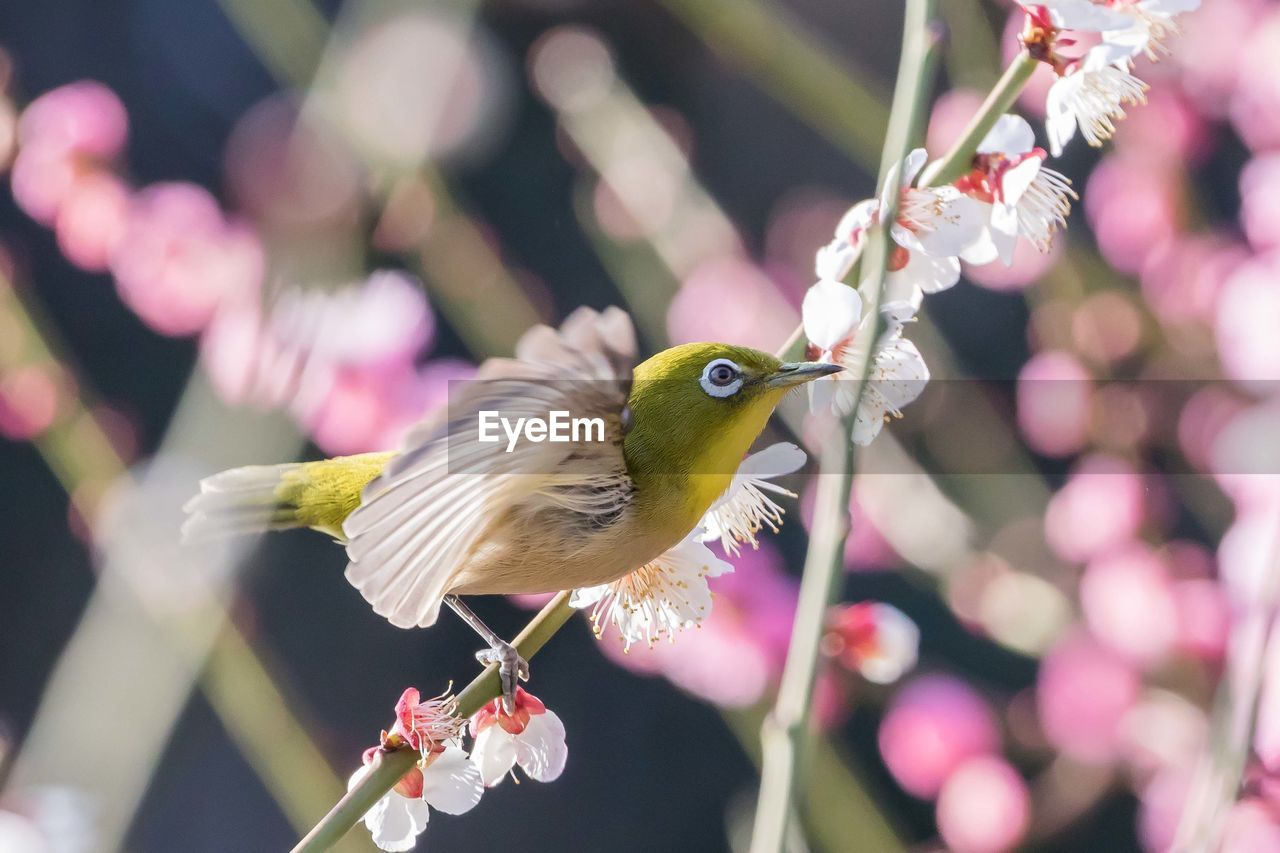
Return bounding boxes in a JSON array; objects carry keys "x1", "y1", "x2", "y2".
[{"x1": 184, "y1": 307, "x2": 840, "y2": 708}]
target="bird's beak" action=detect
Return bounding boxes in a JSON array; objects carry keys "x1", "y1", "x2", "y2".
[{"x1": 766, "y1": 361, "x2": 844, "y2": 388}]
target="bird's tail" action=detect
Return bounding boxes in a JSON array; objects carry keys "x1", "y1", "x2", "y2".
[{"x1": 181, "y1": 463, "x2": 308, "y2": 543}]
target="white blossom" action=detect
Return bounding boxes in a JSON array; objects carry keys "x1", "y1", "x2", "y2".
[
  {"x1": 1045, "y1": 48, "x2": 1148, "y2": 156},
  {"x1": 700, "y1": 442, "x2": 807, "y2": 555},
  {"x1": 802, "y1": 279, "x2": 930, "y2": 446},
  {"x1": 349, "y1": 744, "x2": 483, "y2": 852},
  {"x1": 570, "y1": 528, "x2": 734, "y2": 650}
]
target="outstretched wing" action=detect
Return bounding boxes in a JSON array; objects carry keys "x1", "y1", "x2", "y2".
[{"x1": 343, "y1": 307, "x2": 638, "y2": 628}]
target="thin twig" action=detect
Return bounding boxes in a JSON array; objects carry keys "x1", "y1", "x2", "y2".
[
  {"x1": 918, "y1": 51, "x2": 1039, "y2": 188},
  {"x1": 747, "y1": 2, "x2": 941, "y2": 851}
]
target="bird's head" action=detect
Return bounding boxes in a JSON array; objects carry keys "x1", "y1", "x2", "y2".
[{"x1": 624, "y1": 343, "x2": 840, "y2": 505}]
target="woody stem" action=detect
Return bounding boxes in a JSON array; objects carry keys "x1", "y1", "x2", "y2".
[{"x1": 748, "y1": 1, "x2": 941, "y2": 851}]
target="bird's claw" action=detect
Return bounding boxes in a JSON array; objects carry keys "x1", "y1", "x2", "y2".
[{"x1": 475, "y1": 642, "x2": 530, "y2": 713}]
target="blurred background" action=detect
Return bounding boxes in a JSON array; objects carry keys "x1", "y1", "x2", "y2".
[{"x1": 0, "y1": 0, "x2": 1276, "y2": 850}]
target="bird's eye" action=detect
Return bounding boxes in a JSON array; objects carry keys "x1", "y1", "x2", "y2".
[{"x1": 700, "y1": 358, "x2": 744, "y2": 398}]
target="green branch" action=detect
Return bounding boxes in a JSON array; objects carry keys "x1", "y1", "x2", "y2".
[
  {"x1": 747, "y1": 2, "x2": 941, "y2": 852},
  {"x1": 918, "y1": 51, "x2": 1039, "y2": 188}
]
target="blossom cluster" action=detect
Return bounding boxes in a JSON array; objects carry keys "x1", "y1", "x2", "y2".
[
  {"x1": 800, "y1": 0, "x2": 1201, "y2": 445},
  {"x1": 6, "y1": 80, "x2": 468, "y2": 457},
  {"x1": 350, "y1": 686, "x2": 567, "y2": 851}
]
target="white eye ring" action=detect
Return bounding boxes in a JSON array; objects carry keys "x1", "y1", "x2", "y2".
[{"x1": 700, "y1": 358, "x2": 744, "y2": 398}]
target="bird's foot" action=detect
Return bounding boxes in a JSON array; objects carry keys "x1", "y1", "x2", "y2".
[{"x1": 475, "y1": 641, "x2": 530, "y2": 713}]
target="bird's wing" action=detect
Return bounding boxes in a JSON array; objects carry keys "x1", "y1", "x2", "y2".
[{"x1": 343, "y1": 307, "x2": 637, "y2": 628}]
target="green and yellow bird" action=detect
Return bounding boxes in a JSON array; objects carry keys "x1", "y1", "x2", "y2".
[{"x1": 184, "y1": 307, "x2": 839, "y2": 705}]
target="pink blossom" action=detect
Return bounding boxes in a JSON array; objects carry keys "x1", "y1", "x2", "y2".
[
  {"x1": 1241, "y1": 154, "x2": 1280, "y2": 251},
  {"x1": 1114, "y1": 89, "x2": 1211, "y2": 166},
  {"x1": 55, "y1": 171, "x2": 129, "y2": 272},
  {"x1": 1044, "y1": 455, "x2": 1146, "y2": 564},
  {"x1": 1037, "y1": 631, "x2": 1140, "y2": 763},
  {"x1": 1080, "y1": 545, "x2": 1179, "y2": 667},
  {"x1": 0, "y1": 364, "x2": 61, "y2": 440},
  {"x1": 1084, "y1": 153, "x2": 1179, "y2": 276},
  {"x1": 1218, "y1": 509, "x2": 1280, "y2": 605},
  {"x1": 878, "y1": 674, "x2": 1000, "y2": 799},
  {"x1": 935, "y1": 757, "x2": 1030, "y2": 853},
  {"x1": 1222, "y1": 800, "x2": 1280, "y2": 853},
  {"x1": 11, "y1": 81, "x2": 128, "y2": 226},
  {"x1": 110, "y1": 183, "x2": 263, "y2": 337},
  {"x1": 1138, "y1": 766, "x2": 1192, "y2": 852},
  {"x1": 1140, "y1": 234, "x2": 1244, "y2": 327},
  {"x1": 390, "y1": 687, "x2": 460, "y2": 753},
  {"x1": 1178, "y1": 386, "x2": 1247, "y2": 473},
  {"x1": 1172, "y1": 578, "x2": 1229, "y2": 660},
  {"x1": 1016, "y1": 350, "x2": 1092, "y2": 457},
  {"x1": 10, "y1": 144, "x2": 82, "y2": 225},
  {"x1": 1213, "y1": 252, "x2": 1280, "y2": 384},
  {"x1": 1230, "y1": 10, "x2": 1280, "y2": 150},
  {"x1": 17, "y1": 81, "x2": 127, "y2": 160},
  {"x1": 824, "y1": 601, "x2": 919, "y2": 685},
  {"x1": 1174, "y1": 0, "x2": 1265, "y2": 112},
  {"x1": 667, "y1": 257, "x2": 798, "y2": 352}
]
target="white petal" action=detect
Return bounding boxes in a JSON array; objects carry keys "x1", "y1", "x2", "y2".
[
  {"x1": 348, "y1": 767, "x2": 431, "y2": 853},
  {"x1": 852, "y1": 335, "x2": 929, "y2": 446},
  {"x1": 897, "y1": 250, "x2": 961, "y2": 296},
  {"x1": 959, "y1": 230, "x2": 1001, "y2": 266},
  {"x1": 802, "y1": 279, "x2": 862, "y2": 351},
  {"x1": 1044, "y1": 77, "x2": 1079, "y2": 158},
  {"x1": 977, "y1": 114, "x2": 1035, "y2": 156},
  {"x1": 900, "y1": 148, "x2": 928, "y2": 186},
  {"x1": 808, "y1": 375, "x2": 837, "y2": 414},
  {"x1": 815, "y1": 240, "x2": 858, "y2": 281},
  {"x1": 579, "y1": 529, "x2": 727, "y2": 648},
  {"x1": 702, "y1": 443, "x2": 804, "y2": 554},
  {"x1": 737, "y1": 442, "x2": 807, "y2": 479},
  {"x1": 908, "y1": 189, "x2": 987, "y2": 257},
  {"x1": 568, "y1": 585, "x2": 607, "y2": 608},
  {"x1": 1001, "y1": 158, "x2": 1042, "y2": 208},
  {"x1": 420, "y1": 745, "x2": 484, "y2": 814},
  {"x1": 470, "y1": 726, "x2": 518, "y2": 787},
  {"x1": 1042, "y1": 0, "x2": 1132, "y2": 30},
  {"x1": 834, "y1": 200, "x2": 879, "y2": 243},
  {"x1": 514, "y1": 710, "x2": 569, "y2": 783}
]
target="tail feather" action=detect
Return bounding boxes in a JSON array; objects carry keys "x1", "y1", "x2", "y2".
[{"x1": 181, "y1": 463, "x2": 307, "y2": 543}]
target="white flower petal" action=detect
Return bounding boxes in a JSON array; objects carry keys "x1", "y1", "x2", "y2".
[
  {"x1": 808, "y1": 374, "x2": 837, "y2": 415},
  {"x1": 1002, "y1": 158, "x2": 1042, "y2": 208},
  {"x1": 977, "y1": 114, "x2": 1035, "y2": 156},
  {"x1": 575, "y1": 530, "x2": 729, "y2": 648},
  {"x1": 701, "y1": 443, "x2": 805, "y2": 554},
  {"x1": 900, "y1": 148, "x2": 928, "y2": 186},
  {"x1": 349, "y1": 768, "x2": 431, "y2": 853},
  {"x1": 470, "y1": 726, "x2": 518, "y2": 788},
  {"x1": 802, "y1": 279, "x2": 862, "y2": 351},
  {"x1": 514, "y1": 710, "x2": 569, "y2": 783},
  {"x1": 1041, "y1": 0, "x2": 1132, "y2": 31},
  {"x1": 834, "y1": 200, "x2": 879, "y2": 244},
  {"x1": 852, "y1": 334, "x2": 929, "y2": 446},
  {"x1": 420, "y1": 745, "x2": 484, "y2": 814},
  {"x1": 906, "y1": 189, "x2": 987, "y2": 257},
  {"x1": 815, "y1": 240, "x2": 858, "y2": 282}
]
